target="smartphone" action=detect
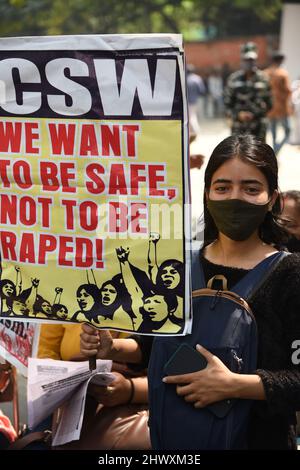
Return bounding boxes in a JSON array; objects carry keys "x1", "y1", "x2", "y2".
[{"x1": 164, "y1": 343, "x2": 234, "y2": 418}]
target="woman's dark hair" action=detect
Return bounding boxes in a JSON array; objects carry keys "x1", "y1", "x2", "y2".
[
  {"x1": 156, "y1": 260, "x2": 184, "y2": 297},
  {"x1": 282, "y1": 190, "x2": 300, "y2": 215},
  {"x1": 138, "y1": 289, "x2": 178, "y2": 329},
  {"x1": 137, "y1": 290, "x2": 181, "y2": 333},
  {"x1": 99, "y1": 274, "x2": 132, "y2": 318},
  {"x1": 141, "y1": 290, "x2": 178, "y2": 315},
  {"x1": 100, "y1": 278, "x2": 119, "y2": 296},
  {"x1": 76, "y1": 283, "x2": 99, "y2": 302},
  {"x1": 75, "y1": 283, "x2": 100, "y2": 320},
  {"x1": 203, "y1": 134, "x2": 289, "y2": 246},
  {"x1": 0, "y1": 280, "x2": 16, "y2": 298},
  {"x1": 33, "y1": 295, "x2": 51, "y2": 315},
  {"x1": 52, "y1": 303, "x2": 68, "y2": 315},
  {"x1": 6, "y1": 294, "x2": 26, "y2": 310}
]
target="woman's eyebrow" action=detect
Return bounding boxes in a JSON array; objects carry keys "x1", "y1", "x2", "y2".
[
  {"x1": 241, "y1": 179, "x2": 264, "y2": 186},
  {"x1": 211, "y1": 178, "x2": 263, "y2": 186},
  {"x1": 211, "y1": 178, "x2": 232, "y2": 184}
]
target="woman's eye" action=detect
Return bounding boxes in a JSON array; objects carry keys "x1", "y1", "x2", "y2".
[
  {"x1": 215, "y1": 186, "x2": 227, "y2": 192},
  {"x1": 245, "y1": 187, "x2": 259, "y2": 194}
]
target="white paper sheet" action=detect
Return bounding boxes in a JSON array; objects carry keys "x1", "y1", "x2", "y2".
[{"x1": 27, "y1": 357, "x2": 114, "y2": 445}]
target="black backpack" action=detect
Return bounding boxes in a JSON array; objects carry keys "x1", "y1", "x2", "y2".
[{"x1": 148, "y1": 250, "x2": 287, "y2": 450}]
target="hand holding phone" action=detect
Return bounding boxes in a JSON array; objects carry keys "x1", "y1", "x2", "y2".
[{"x1": 164, "y1": 343, "x2": 234, "y2": 418}]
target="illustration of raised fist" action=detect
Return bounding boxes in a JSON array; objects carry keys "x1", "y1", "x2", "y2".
[
  {"x1": 149, "y1": 232, "x2": 160, "y2": 243},
  {"x1": 31, "y1": 278, "x2": 40, "y2": 288},
  {"x1": 116, "y1": 246, "x2": 130, "y2": 263}
]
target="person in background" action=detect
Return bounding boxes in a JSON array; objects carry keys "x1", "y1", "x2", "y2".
[
  {"x1": 290, "y1": 78, "x2": 300, "y2": 145},
  {"x1": 224, "y1": 42, "x2": 272, "y2": 142},
  {"x1": 265, "y1": 52, "x2": 292, "y2": 154},
  {"x1": 207, "y1": 68, "x2": 224, "y2": 118},
  {"x1": 186, "y1": 64, "x2": 206, "y2": 138},
  {"x1": 221, "y1": 62, "x2": 231, "y2": 88},
  {"x1": 189, "y1": 134, "x2": 205, "y2": 169},
  {"x1": 280, "y1": 191, "x2": 300, "y2": 252}
]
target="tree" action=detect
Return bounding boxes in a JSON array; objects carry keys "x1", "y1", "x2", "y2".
[{"x1": 0, "y1": 0, "x2": 283, "y2": 37}]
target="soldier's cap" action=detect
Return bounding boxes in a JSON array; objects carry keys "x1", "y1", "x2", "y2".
[{"x1": 241, "y1": 42, "x2": 258, "y2": 60}]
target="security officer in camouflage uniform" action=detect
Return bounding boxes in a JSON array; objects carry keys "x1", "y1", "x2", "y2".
[{"x1": 224, "y1": 42, "x2": 272, "y2": 141}]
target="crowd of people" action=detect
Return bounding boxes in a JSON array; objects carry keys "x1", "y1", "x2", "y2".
[{"x1": 187, "y1": 41, "x2": 300, "y2": 155}]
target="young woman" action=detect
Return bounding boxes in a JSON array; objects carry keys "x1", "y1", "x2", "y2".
[{"x1": 80, "y1": 134, "x2": 300, "y2": 450}]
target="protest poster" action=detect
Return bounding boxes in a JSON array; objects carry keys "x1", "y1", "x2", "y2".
[
  {"x1": 0, "y1": 34, "x2": 191, "y2": 335},
  {"x1": 0, "y1": 320, "x2": 39, "y2": 375}
]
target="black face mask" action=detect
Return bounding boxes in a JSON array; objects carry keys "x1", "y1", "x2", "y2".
[{"x1": 207, "y1": 198, "x2": 270, "y2": 241}]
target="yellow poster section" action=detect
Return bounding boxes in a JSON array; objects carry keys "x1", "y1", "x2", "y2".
[{"x1": 0, "y1": 117, "x2": 184, "y2": 334}]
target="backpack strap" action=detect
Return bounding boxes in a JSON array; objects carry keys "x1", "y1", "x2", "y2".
[
  {"x1": 207, "y1": 275, "x2": 228, "y2": 290},
  {"x1": 231, "y1": 251, "x2": 290, "y2": 301}
]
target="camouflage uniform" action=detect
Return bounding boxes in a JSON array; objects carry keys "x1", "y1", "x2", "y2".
[{"x1": 224, "y1": 69, "x2": 272, "y2": 141}]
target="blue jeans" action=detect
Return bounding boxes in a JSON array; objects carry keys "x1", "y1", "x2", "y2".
[{"x1": 269, "y1": 117, "x2": 290, "y2": 154}]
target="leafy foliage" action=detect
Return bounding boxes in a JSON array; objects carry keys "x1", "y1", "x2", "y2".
[{"x1": 0, "y1": 0, "x2": 282, "y2": 37}]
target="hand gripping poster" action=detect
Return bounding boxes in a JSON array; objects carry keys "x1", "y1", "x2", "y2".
[{"x1": 0, "y1": 34, "x2": 191, "y2": 335}]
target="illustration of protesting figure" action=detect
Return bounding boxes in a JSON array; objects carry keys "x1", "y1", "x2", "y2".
[
  {"x1": 70, "y1": 283, "x2": 100, "y2": 322},
  {"x1": 0, "y1": 279, "x2": 17, "y2": 315},
  {"x1": 1, "y1": 267, "x2": 40, "y2": 318},
  {"x1": 0, "y1": 266, "x2": 23, "y2": 315},
  {"x1": 51, "y1": 288, "x2": 68, "y2": 320},
  {"x1": 0, "y1": 234, "x2": 185, "y2": 334},
  {"x1": 116, "y1": 245, "x2": 182, "y2": 333},
  {"x1": 147, "y1": 232, "x2": 184, "y2": 322},
  {"x1": 85, "y1": 234, "x2": 184, "y2": 332},
  {"x1": 89, "y1": 275, "x2": 135, "y2": 330}
]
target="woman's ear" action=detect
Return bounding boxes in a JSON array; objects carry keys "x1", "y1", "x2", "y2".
[{"x1": 269, "y1": 190, "x2": 279, "y2": 211}]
